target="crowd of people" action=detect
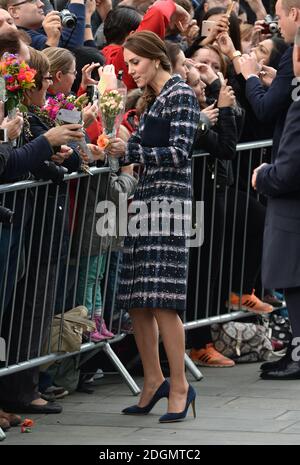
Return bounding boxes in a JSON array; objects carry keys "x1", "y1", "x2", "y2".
[{"x1": 1, "y1": 0, "x2": 300, "y2": 432}]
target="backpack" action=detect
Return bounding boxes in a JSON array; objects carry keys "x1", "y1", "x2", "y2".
[
  {"x1": 41, "y1": 306, "x2": 95, "y2": 370},
  {"x1": 211, "y1": 321, "x2": 273, "y2": 363}
]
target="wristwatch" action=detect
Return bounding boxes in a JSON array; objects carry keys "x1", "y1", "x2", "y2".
[
  {"x1": 231, "y1": 50, "x2": 242, "y2": 61},
  {"x1": 85, "y1": 24, "x2": 92, "y2": 28}
]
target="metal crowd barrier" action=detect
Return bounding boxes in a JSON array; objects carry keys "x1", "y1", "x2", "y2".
[
  {"x1": 185, "y1": 139, "x2": 273, "y2": 379},
  {"x1": 0, "y1": 166, "x2": 140, "y2": 397},
  {"x1": 0, "y1": 139, "x2": 273, "y2": 422}
]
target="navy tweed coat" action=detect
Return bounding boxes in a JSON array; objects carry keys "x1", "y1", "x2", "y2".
[{"x1": 118, "y1": 75, "x2": 200, "y2": 313}]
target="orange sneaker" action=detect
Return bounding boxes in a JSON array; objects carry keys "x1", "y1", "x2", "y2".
[
  {"x1": 189, "y1": 344, "x2": 235, "y2": 367},
  {"x1": 226, "y1": 290, "x2": 274, "y2": 314}
]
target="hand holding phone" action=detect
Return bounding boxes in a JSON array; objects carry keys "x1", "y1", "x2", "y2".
[
  {"x1": 201, "y1": 20, "x2": 215, "y2": 37},
  {"x1": 56, "y1": 109, "x2": 94, "y2": 162}
]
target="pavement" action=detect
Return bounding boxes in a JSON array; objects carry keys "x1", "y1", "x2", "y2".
[{"x1": 2, "y1": 362, "x2": 300, "y2": 445}]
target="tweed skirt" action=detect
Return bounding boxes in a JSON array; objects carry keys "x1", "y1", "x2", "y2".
[{"x1": 118, "y1": 234, "x2": 188, "y2": 314}]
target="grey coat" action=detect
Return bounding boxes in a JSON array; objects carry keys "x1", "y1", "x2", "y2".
[{"x1": 72, "y1": 171, "x2": 138, "y2": 258}]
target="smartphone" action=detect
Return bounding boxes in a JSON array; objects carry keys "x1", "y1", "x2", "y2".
[
  {"x1": 56, "y1": 109, "x2": 82, "y2": 125},
  {"x1": 0, "y1": 127, "x2": 8, "y2": 143},
  {"x1": 86, "y1": 85, "x2": 98, "y2": 104},
  {"x1": 201, "y1": 20, "x2": 216, "y2": 37}
]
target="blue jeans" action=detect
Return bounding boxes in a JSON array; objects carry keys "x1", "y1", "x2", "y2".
[{"x1": 77, "y1": 254, "x2": 107, "y2": 317}]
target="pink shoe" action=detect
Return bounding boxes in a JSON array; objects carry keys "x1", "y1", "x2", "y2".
[
  {"x1": 100, "y1": 320, "x2": 115, "y2": 338},
  {"x1": 90, "y1": 328, "x2": 106, "y2": 342}
]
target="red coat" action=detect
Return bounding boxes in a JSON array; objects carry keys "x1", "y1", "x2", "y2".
[{"x1": 102, "y1": 0, "x2": 176, "y2": 90}]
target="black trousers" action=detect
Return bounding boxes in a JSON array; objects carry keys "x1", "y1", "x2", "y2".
[
  {"x1": 285, "y1": 287, "x2": 300, "y2": 339},
  {"x1": 0, "y1": 263, "x2": 57, "y2": 405}
]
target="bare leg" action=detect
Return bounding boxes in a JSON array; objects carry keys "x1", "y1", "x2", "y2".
[
  {"x1": 153, "y1": 309, "x2": 189, "y2": 413},
  {"x1": 130, "y1": 308, "x2": 165, "y2": 407}
]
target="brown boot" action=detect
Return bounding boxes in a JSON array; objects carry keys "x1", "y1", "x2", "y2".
[
  {"x1": 0, "y1": 417, "x2": 10, "y2": 431},
  {"x1": 0, "y1": 411, "x2": 22, "y2": 427}
]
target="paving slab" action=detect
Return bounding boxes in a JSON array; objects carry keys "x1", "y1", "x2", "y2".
[{"x1": 1, "y1": 362, "x2": 300, "y2": 445}]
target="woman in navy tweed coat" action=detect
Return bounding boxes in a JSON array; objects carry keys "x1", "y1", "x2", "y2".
[{"x1": 106, "y1": 31, "x2": 200, "y2": 422}]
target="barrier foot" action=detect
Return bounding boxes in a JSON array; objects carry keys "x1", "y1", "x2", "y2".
[
  {"x1": 0, "y1": 427, "x2": 6, "y2": 441},
  {"x1": 185, "y1": 353, "x2": 204, "y2": 380},
  {"x1": 102, "y1": 342, "x2": 141, "y2": 396}
]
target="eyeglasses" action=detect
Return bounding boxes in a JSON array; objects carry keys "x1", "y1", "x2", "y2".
[
  {"x1": 65, "y1": 70, "x2": 77, "y2": 77},
  {"x1": 10, "y1": 0, "x2": 39, "y2": 6},
  {"x1": 43, "y1": 75, "x2": 53, "y2": 81}
]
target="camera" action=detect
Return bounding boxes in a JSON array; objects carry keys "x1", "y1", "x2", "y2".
[
  {"x1": 59, "y1": 9, "x2": 77, "y2": 29},
  {"x1": 0, "y1": 205, "x2": 14, "y2": 224},
  {"x1": 261, "y1": 15, "x2": 279, "y2": 35}
]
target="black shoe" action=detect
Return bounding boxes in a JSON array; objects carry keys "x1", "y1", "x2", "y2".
[
  {"x1": 260, "y1": 342, "x2": 292, "y2": 371},
  {"x1": 260, "y1": 361, "x2": 300, "y2": 380},
  {"x1": 2, "y1": 401, "x2": 62, "y2": 414}
]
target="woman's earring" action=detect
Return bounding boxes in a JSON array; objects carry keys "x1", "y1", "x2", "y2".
[{"x1": 156, "y1": 63, "x2": 159, "y2": 69}]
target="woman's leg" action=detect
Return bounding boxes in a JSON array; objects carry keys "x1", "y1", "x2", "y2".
[
  {"x1": 129, "y1": 308, "x2": 165, "y2": 407},
  {"x1": 153, "y1": 309, "x2": 189, "y2": 413}
]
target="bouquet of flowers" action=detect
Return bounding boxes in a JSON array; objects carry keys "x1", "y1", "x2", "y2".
[
  {"x1": 41, "y1": 92, "x2": 93, "y2": 174},
  {"x1": 0, "y1": 52, "x2": 36, "y2": 115},
  {"x1": 42, "y1": 92, "x2": 88, "y2": 121},
  {"x1": 97, "y1": 65, "x2": 127, "y2": 171}
]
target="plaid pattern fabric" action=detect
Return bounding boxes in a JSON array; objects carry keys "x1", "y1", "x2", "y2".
[{"x1": 118, "y1": 76, "x2": 200, "y2": 313}]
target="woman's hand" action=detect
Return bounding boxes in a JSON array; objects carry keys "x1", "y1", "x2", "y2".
[
  {"x1": 194, "y1": 62, "x2": 218, "y2": 84},
  {"x1": 203, "y1": 14, "x2": 229, "y2": 45},
  {"x1": 44, "y1": 124, "x2": 84, "y2": 146},
  {"x1": 217, "y1": 32, "x2": 236, "y2": 59},
  {"x1": 182, "y1": 19, "x2": 200, "y2": 45},
  {"x1": 87, "y1": 143, "x2": 105, "y2": 161},
  {"x1": 82, "y1": 102, "x2": 98, "y2": 128},
  {"x1": 201, "y1": 103, "x2": 219, "y2": 126},
  {"x1": 51, "y1": 145, "x2": 73, "y2": 164},
  {"x1": 81, "y1": 62, "x2": 100, "y2": 90},
  {"x1": 1, "y1": 112, "x2": 23, "y2": 140},
  {"x1": 217, "y1": 82, "x2": 235, "y2": 108},
  {"x1": 105, "y1": 137, "x2": 126, "y2": 157}
]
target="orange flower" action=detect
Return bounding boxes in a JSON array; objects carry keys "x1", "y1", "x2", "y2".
[
  {"x1": 97, "y1": 133, "x2": 109, "y2": 149},
  {"x1": 24, "y1": 69, "x2": 36, "y2": 83}
]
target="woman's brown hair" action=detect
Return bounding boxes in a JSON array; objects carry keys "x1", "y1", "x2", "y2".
[
  {"x1": 124, "y1": 30, "x2": 172, "y2": 112},
  {"x1": 28, "y1": 46, "x2": 49, "y2": 90},
  {"x1": 42, "y1": 47, "x2": 75, "y2": 77}
]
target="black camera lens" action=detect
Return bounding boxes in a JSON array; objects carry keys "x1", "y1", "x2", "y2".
[
  {"x1": 59, "y1": 9, "x2": 77, "y2": 29},
  {"x1": 0, "y1": 205, "x2": 14, "y2": 224}
]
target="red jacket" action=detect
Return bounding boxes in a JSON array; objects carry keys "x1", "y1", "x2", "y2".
[{"x1": 102, "y1": 0, "x2": 176, "y2": 90}]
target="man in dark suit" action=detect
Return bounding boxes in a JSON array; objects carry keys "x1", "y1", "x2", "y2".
[
  {"x1": 239, "y1": 0, "x2": 300, "y2": 159},
  {"x1": 252, "y1": 26, "x2": 300, "y2": 380}
]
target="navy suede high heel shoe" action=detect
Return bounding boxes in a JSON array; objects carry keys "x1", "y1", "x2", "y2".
[
  {"x1": 122, "y1": 380, "x2": 170, "y2": 415},
  {"x1": 159, "y1": 384, "x2": 196, "y2": 423}
]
